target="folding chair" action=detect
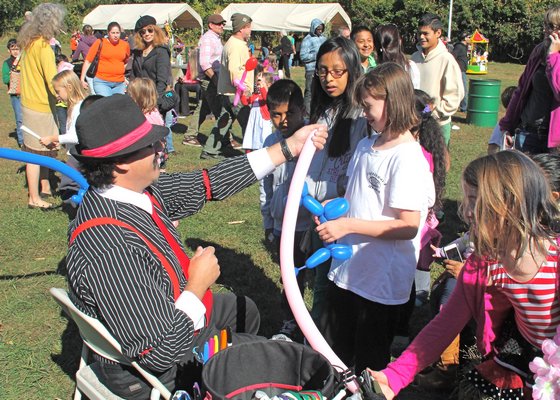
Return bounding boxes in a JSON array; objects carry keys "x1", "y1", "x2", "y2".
[{"x1": 50, "y1": 288, "x2": 172, "y2": 400}]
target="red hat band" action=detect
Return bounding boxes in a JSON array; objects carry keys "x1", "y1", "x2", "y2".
[{"x1": 81, "y1": 120, "x2": 153, "y2": 158}]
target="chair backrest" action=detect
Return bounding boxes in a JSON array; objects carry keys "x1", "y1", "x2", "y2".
[
  {"x1": 50, "y1": 288, "x2": 173, "y2": 400},
  {"x1": 50, "y1": 288, "x2": 129, "y2": 364}
]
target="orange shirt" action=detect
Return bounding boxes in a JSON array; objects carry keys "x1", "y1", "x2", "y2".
[{"x1": 86, "y1": 38, "x2": 130, "y2": 82}]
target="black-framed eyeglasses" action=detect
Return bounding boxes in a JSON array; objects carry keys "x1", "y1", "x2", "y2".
[
  {"x1": 315, "y1": 68, "x2": 348, "y2": 79},
  {"x1": 139, "y1": 27, "x2": 154, "y2": 35}
]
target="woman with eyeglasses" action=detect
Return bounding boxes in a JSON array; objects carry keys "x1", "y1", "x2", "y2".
[
  {"x1": 80, "y1": 22, "x2": 130, "y2": 97},
  {"x1": 297, "y1": 37, "x2": 367, "y2": 336},
  {"x1": 130, "y1": 15, "x2": 175, "y2": 154},
  {"x1": 500, "y1": 5, "x2": 560, "y2": 154}
]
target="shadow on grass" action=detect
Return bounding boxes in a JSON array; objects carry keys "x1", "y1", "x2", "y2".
[
  {"x1": 171, "y1": 123, "x2": 188, "y2": 134},
  {"x1": 51, "y1": 313, "x2": 82, "y2": 383},
  {"x1": 0, "y1": 257, "x2": 67, "y2": 280},
  {"x1": 0, "y1": 270, "x2": 60, "y2": 280},
  {"x1": 452, "y1": 113, "x2": 468, "y2": 124},
  {"x1": 185, "y1": 238, "x2": 283, "y2": 337}
]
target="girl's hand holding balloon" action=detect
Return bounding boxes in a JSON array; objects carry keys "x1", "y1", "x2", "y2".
[
  {"x1": 316, "y1": 218, "x2": 350, "y2": 243},
  {"x1": 366, "y1": 370, "x2": 395, "y2": 400}
]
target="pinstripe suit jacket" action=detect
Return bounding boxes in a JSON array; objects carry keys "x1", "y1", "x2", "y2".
[{"x1": 67, "y1": 156, "x2": 256, "y2": 372}]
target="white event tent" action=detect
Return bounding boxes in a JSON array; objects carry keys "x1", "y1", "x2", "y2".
[
  {"x1": 83, "y1": 3, "x2": 203, "y2": 33},
  {"x1": 219, "y1": 3, "x2": 351, "y2": 32}
]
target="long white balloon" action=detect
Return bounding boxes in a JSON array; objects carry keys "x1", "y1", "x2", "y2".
[{"x1": 279, "y1": 131, "x2": 359, "y2": 393}]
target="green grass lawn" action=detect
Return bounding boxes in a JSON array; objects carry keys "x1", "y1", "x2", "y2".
[{"x1": 0, "y1": 59, "x2": 525, "y2": 398}]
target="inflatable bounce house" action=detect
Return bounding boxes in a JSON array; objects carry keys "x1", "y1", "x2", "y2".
[{"x1": 467, "y1": 29, "x2": 489, "y2": 75}]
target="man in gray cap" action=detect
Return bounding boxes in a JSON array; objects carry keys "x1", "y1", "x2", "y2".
[
  {"x1": 182, "y1": 14, "x2": 227, "y2": 147},
  {"x1": 200, "y1": 13, "x2": 253, "y2": 159}
]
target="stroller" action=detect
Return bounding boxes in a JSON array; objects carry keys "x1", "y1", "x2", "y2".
[{"x1": 200, "y1": 340, "x2": 385, "y2": 400}]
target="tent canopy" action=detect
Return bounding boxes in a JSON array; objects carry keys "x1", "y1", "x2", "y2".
[
  {"x1": 83, "y1": 3, "x2": 203, "y2": 32},
  {"x1": 220, "y1": 3, "x2": 351, "y2": 33}
]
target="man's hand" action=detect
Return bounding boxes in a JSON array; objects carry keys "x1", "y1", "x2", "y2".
[
  {"x1": 184, "y1": 246, "x2": 220, "y2": 300},
  {"x1": 285, "y1": 124, "x2": 328, "y2": 157},
  {"x1": 502, "y1": 131, "x2": 515, "y2": 149}
]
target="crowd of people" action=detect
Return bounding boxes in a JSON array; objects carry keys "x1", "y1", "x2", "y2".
[{"x1": 3, "y1": 2, "x2": 560, "y2": 400}]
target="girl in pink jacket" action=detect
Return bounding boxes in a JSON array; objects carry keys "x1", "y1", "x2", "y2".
[{"x1": 371, "y1": 150, "x2": 560, "y2": 400}]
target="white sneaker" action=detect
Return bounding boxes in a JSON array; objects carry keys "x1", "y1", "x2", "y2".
[{"x1": 452, "y1": 124, "x2": 461, "y2": 131}]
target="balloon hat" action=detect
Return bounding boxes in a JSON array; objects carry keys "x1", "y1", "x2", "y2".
[{"x1": 233, "y1": 57, "x2": 259, "y2": 106}]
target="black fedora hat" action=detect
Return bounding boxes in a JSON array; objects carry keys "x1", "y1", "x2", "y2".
[{"x1": 72, "y1": 94, "x2": 168, "y2": 161}]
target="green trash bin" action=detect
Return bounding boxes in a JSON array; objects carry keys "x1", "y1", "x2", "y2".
[{"x1": 467, "y1": 79, "x2": 501, "y2": 127}]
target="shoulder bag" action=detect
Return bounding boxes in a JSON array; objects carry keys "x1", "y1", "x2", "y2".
[
  {"x1": 7, "y1": 56, "x2": 21, "y2": 95},
  {"x1": 85, "y1": 39, "x2": 103, "y2": 79}
]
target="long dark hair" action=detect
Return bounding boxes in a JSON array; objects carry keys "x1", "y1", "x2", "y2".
[
  {"x1": 373, "y1": 24, "x2": 409, "y2": 72},
  {"x1": 413, "y1": 89, "x2": 446, "y2": 213},
  {"x1": 310, "y1": 36, "x2": 362, "y2": 157}
]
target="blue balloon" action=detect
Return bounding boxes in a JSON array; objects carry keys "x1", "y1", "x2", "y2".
[
  {"x1": 324, "y1": 198, "x2": 349, "y2": 221},
  {"x1": 302, "y1": 182, "x2": 309, "y2": 198},
  {"x1": 302, "y1": 195, "x2": 324, "y2": 217},
  {"x1": 329, "y1": 244, "x2": 353, "y2": 260},
  {"x1": 305, "y1": 248, "x2": 331, "y2": 269},
  {"x1": 0, "y1": 148, "x2": 89, "y2": 205}
]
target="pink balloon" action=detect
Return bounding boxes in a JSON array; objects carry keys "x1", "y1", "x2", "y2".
[{"x1": 280, "y1": 131, "x2": 359, "y2": 393}]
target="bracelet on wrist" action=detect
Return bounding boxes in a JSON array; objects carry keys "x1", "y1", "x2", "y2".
[{"x1": 280, "y1": 139, "x2": 294, "y2": 161}]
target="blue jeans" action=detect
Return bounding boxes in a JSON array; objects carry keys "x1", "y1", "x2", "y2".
[
  {"x1": 93, "y1": 78, "x2": 126, "y2": 96},
  {"x1": 9, "y1": 95, "x2": 23, "y2": 146},
  {"x1": 56, "y1": 106, "x2": 68, "y2": 135},
  {"x1": 303, "y1": 70, "x2": 314, "y2": 116},
  {"x1": 164, "y1": 110, "x2": 175, "y2": 153},
  {"x1": 515, "y1": 129, "x2": 548, "y2": 154},
  {"x1": 431, "y1": 275, "x2": 457, "y2": 315},
  {"x1": 460, "y1": 71, "x2": 468, "y2": 112}
]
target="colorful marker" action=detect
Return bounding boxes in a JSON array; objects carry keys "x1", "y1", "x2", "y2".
[
  {"x1": 203, "y1": 342, "x2": 209, "y2": 363},
  {"x1": 220, "y1": 329, "x2": 227, "y2": 350}
]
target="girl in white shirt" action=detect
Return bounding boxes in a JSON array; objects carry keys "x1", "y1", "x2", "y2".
[{"x1": 315, "y1": 62, "x2": 434, "y2": 373}]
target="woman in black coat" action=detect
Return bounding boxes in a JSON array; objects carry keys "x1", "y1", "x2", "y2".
[{"x1": 131, "y1": 15, "x2": 175, "y2": 152}]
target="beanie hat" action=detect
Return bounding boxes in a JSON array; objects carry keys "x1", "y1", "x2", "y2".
[
  {"x1": 231, "y1": 13, "x2": 252, "y2": 33},
  {"x1": 135, "y1": 15, "x2": 157, "y2": 32}
]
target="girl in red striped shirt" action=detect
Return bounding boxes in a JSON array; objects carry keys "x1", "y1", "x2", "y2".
[{"x1": 371, "y1": 151, "x2": 560, "y2": 400}]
